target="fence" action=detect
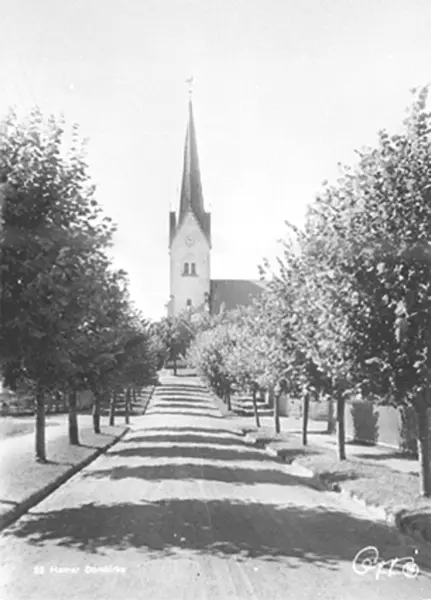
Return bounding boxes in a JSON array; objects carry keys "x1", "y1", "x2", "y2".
[
  {"x1": 344, "y1": 400, "x2": 424, "y2": 456},
  {"x1": 276, "y1": 393, "x2": 425, "y2": 457},
  {"x1": 0, "y1": 389, "x2": 94, "y2": 415}
]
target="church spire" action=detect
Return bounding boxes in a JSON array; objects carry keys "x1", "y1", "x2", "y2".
[
  {"x1": 169, "y1": 88, "x2": 211, "y2": 248},
  {"x1": 178, "y1": 97, "x2": 205, "y2": 225}
]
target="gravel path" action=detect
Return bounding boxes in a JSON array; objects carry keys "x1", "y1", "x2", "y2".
[{"x1": 1, "y1": 374, "x2": 430, "y2": 600}]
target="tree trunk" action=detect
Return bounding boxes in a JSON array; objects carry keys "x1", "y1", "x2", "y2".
[
  {"x1": 337, "y1": 391, "x2": 346, "y2": 460},
  {"x1": 35, "y1": 388, "x2": 46, "y2": 462},
  {"x1": 109, "y1": 391, "x2": 116, "y2": 426},
  {"x1": 415, "y1": 394, "x2": 431, "y2": 497},
  {"x1": 55, "y1": 390, "x2": 62, "y2": 413},
  {"x1": 274, "y1": 390, "x2": 281, "y2": 435},
  {"x1": 252, "y1": 385, "x2": 261, "y2": 428},
  {"x1": 125, "y1": 388, "x2": 130, "y2": 425},
  {"x1": 302, "y1": 391, "x2": 310, "y2": 446},
  {"x1": 173, "y1": 354, "x2": 177, "y2": 376},
  {"x1": 92, "y1": 391, "x2": 101, "y2": 434},
  {"x1": 267, "y1": 388, "x2": 275, "y2": 409},
  {"x1": 327, "y1": 393, "x2": 336, "y2": 434},
  {"x1": 225, "y1": 388, "x2": 232, "y2": 411},
  {"x1": 68, "y1": 390, "x2": 79, "y2": 445}
]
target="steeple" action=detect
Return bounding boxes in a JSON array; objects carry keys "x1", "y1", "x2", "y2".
[{"x1": 176, "y1": 98, "x2": 211, "y2": 243}]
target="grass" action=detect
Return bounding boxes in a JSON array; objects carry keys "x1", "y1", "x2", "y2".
[
  {"x1": 0, "y1": 384, "x2": 156, "y2": 440},
  {"x1": 294, "y1": 451, "x2": 431, "y2": 543},
  {"x1": 295, "y1": 452, "x2": 426, "y2": 511},
  {"x1": 0, "y1": 417, "x2": 61, "y2": 440},
  {"x1": 0, "y1": 386, "x2": 157, "y2": 525},
  {"x1": 0, "y1": 424, "x2": 127, "y2": 527},
  {"x1": 243, "y1": 426, "x2": 431, "y2": 542}
]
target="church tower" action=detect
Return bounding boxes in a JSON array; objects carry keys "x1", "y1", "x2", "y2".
[{"x1": 168, "y1": 97, "x2": 211, "y2": 317}]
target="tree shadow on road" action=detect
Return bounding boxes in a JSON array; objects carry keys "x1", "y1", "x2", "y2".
[
  {"x1": 145, "y1": 411, "x2": 222, "y2": 419},
  {"x1": 355, "y1": 451, "x2": 418, "y2": 463},
  {"x1": 5, "y1": 498, "x2": 431, "y2": 576},
  {"x1": 105, "y1": 427, "x2": 321, "y2": 482},
  {"x1": 84, "y1": 461, "x2": 325, "y2": 488},
  {"x1": 154, "y1": 395, "x2": 210, "y2": 403},
  {"x1": 131, "y1": 426, "x2": 244, "y2": 437},
  {"x1": 107, "y1": 444, "x2": 275, "y2": 463},
  {"x1": 318, "y1": 471, "x2": 362, "y2": 485},
  {"x1": 122, "y1": 434, "x2": 250, "y2": 447},
  {"x1": 157, "y1": 386, "x2": 208, "y2": 394},
  {"x1": 274, "y1": 447, "x2": 321, "y2": 462},
  {"x1": 152, "y1": 402, "x2": 211, "y2": 410}
]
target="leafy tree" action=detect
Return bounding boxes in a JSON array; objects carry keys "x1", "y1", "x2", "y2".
[
  {"x1": 67, "y1": 262, "x2": 132, "y2": 433},
  {"x1": 261, "y1": 227, "x2": 342, "y2": 448},
  {"x1": 269, "y1": 86, "x2": 431, "y2": 488},
  {"x1": 320, "y1": 86, "x2": 431, "y2": 492},
  {"x1": 0, "y1": 109, "x2": 114, "y2": 458},
  {"x1": 154, "y1": 315, "x2": 195, "y2": 375},
  {"x1": 188, "y1": 321, "x2": 236, "y2": 407}
]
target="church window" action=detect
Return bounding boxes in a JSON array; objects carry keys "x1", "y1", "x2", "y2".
[
  {"x1": 191, "y1": 262, "x2": 196, "y2": 276},
  {"x1": 183, "y1": 262, "x2": 189, "y2": 275},
  {"x1": 204, "y1": 292, "x2": 210, "y2": 311},
  {"x1": 186, "y1": 298, "x2": 192, "y2": 308}
]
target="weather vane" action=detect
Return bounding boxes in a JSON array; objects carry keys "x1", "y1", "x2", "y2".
[{"x1": 186, "y1": 76, "x2": 194, "y2": 96}]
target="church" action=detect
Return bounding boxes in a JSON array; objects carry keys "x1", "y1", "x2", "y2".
[{"x1": 167, "y1": 97, "x2": 265, "y2": 318}]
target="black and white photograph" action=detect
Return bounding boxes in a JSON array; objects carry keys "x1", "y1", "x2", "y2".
[{"x1": 0, "y1": 0, "x2": 430, "y2": 598}]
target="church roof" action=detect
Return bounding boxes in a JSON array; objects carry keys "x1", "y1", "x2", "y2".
[
  {"x1": 210, "y1": 279, "x2": 266, "y2": 315},
  {"x1": 178, "y1": 99, "x2": 210, "y2": 242}
]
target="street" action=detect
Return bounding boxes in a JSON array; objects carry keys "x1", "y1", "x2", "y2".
[{"x1": 1, "y1": 374, "x2": 430, "y2": 600}]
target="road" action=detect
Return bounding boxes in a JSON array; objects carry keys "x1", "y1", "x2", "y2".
[{"x1": 0, "y1": 374, "x2": 430, "y2": 600}]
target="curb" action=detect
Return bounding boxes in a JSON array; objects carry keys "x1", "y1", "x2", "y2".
[
  {"x1": 0, "y1": 427, "x2": 129, "y2": 532},
  {"x1": 140, "y1": 384, "x2": 157, "y2": 416},
  {"x1": 180, "y1": 385, "x2": 430, "y2": 547},
  {"x1": 206, "y1": 389, "x2": 232, "y2": 418},
  {"x1": 395, "y1": 509, "x2": 431, "y2": 545},
  {"x1": 244, "y1": 433, "x2": 430, "y2": 546},
  {"x1": 285, "y1": 456, "x2": 431, "y2": 544}
]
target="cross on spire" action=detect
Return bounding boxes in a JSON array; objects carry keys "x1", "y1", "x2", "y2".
[{"x1": 186, "y1": 76, "x2": 194, "y2": 96}]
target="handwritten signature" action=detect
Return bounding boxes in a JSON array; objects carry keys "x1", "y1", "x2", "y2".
[{"x1": 352, "y1": 546, "x2": 420, "y2": 580}]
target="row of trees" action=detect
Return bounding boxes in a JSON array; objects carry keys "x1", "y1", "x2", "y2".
[
  {"x1": 0, "y1": 109, "x2": 162, "y2": 461},
  {"x1": 188, "y1": 87, "x2": 431, "y2": 496},
  {"x1": 150, "y1": 315, "x2": 195, "y2": 375}
]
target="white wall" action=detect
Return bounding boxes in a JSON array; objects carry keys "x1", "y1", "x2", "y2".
[{"x1": 169, "y1": 212, "x2": 210, "y2": 316}]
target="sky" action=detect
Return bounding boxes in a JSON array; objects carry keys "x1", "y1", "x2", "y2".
[{"x1": 1, "y1": 0, "x2": 430, "y2": 320}]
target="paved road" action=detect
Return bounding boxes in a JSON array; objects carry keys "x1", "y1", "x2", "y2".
[{"x1": 1, "y1": 375, "x2": 430, "y2": 600}]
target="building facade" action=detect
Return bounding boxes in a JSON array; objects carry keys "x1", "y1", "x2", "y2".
[{"x1": 168, "y1": 98, "x2": 265, "y2": 318}]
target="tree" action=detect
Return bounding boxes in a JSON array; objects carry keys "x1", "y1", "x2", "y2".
[
  {"x1": 187, "y1": 320, "x2": 236, "y2": 408},
  {"x1": 268, "y1": 86, "x2": 431, "y2": 487},
  {"x1": 0, "y1": 109, "x2": 115, "y2": 460},
  {"x1": 152, "y1": 316, "x2": 194, "y2": 375},
  {"x1": 183, "y1": 87, "x2": 431, "y2": 497},
  {"x1": 327, "y1": 86, "x2": 431, "y2": 492},
  {"x1": 237, "y1": 297, "x2": 290, "y2": 434},
  {"x1": 262, "y1": 227, "x2": 346, "y2": 452}
]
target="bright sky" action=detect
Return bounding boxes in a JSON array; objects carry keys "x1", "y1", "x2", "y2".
[{"x1": 1, "y1": 0, "x2": 430, "y2": 320}]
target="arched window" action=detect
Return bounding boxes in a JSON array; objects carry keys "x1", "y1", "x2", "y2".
[
  {"x1": 183, "y1": 262, "x2": 189, "y2": 275},
  {"x1": 191, "y1": 262, "x2": 196, "y2": 276},
  {"x1": 204, "y1": 292, "x2": 210, "y2": 312},
  {"x1": 186, "y1": 298, "x2": 192, "y2": 308}
]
